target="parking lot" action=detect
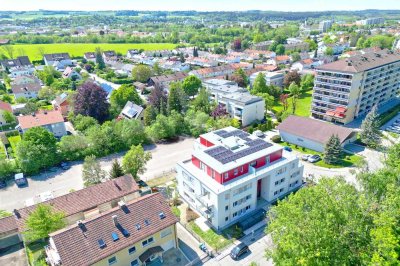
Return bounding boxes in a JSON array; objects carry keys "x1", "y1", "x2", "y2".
[{"x1": 0, "y1": 137, "x2": 195, "y2": 211}]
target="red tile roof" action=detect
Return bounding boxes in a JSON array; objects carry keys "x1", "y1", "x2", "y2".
[
  {"x1": 277, "y1": 115, "x2": 355, "y2": 144},
  {"x1": 50, "y1": 193, "x2": 178, "y2": 266},
  {"x1": 14, "y1": 175, "x2": 140, "y2": 232},
  {"x1": 17, "y1": 110, "x2": 63, "y2": 130},
  {"x1": 0, "y1": 100, "x2": 12, "y2": 112},
  {"x1": 0, "y1": 215, "x2": 17, "y2": 235}
]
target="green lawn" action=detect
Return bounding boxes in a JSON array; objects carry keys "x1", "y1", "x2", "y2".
[
  {"x1": 0, "y1": 141, "x2": 6, "y2": 159},
  {"x1": 189, "y1": 222, "x2": 232, "y2": 251},
  {"x1": 171, "y1": 206, "x2": 181, "y2": 218},
  {"x1": 273, "y1": 91, "x2": 313, "y2": 117},
  {"x1": 8, "y1": 135, "x2": 21, "y2": 156},
  {"x1": 282, "y1": 142, "x2": 364, "y2": 169},
  {"x1": 11, "y1": 43, "x2": 177, "y2": 61}
]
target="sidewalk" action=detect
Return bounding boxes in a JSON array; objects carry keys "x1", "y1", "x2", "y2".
[{"x1": 177, "y1": 222, "x2": 207, "y2": 263}]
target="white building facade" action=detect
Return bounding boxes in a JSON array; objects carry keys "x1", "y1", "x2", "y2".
[{"x1": 176, "y1": 127, "x2": 304, "y2": 230}]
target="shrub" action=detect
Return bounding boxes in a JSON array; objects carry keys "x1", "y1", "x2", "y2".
[
  {"x1": 186, "y1": 207, "x2": 199, "y2": 223},
  {"x1": 271, "y1": 135, "x2": 282, "y2": 143}
]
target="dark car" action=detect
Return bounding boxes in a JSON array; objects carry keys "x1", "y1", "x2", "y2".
[
  {"x1": 60, "y1": 162, "x2": 70, "y2": 170},
  {"x1": 15, "y1": 173, "x2": 28, "y2": 187},
  {"x1": 283, "y1": 146, "x2": 292, "y2": 152},
  {"x1": 0, "y1": 180, "x2": 6, "y2": 189},
  {"x1": 230, "y1": 243, "x2": 249, "y2": 260}
]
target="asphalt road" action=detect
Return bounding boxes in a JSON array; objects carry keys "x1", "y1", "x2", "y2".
[{"x1": 0, "y1": 137, "x2": 195, "y2": 211}]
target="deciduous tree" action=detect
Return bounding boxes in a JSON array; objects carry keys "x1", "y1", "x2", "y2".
[
  {"x1": 74, "y1": 81, "x2": 109, "y2": 122},
  {"x1": 283, "y1": 71, "x2": 301, "y2": 88},
  {"x1": 122, "y1": 145, "x2": 152, "y2": 180},
  {"x1": 288, "y1": 82, "x2": 301, "y2": 114},
  {"x1": 82, "y1": 155, "x2": 106, "y2": 187},
  {"x1": 182, "y1": 75, "x2": 202, "y2": 97},
  {"x1": 132, "y1": 64, "x2": 152, "y2": 83}
]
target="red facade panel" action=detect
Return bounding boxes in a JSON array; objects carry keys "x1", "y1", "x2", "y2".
[
  {"x1": 192, "y1": 156, "x2": 200, "y2": 168},
  {"x1": 199, "y1": 136, "x2": 214, "y2": 147},
  {"x1": 270, "y1": 150, "x2": 282, "y2": 163}
]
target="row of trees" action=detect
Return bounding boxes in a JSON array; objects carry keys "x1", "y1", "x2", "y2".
[{"x1": 266, "y1": 141, "x2": 400, "y2": 265}]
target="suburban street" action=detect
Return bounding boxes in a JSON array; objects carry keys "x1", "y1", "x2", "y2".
[{"x1": 0, "y1": 137, "x2": 195, "y2": 211}]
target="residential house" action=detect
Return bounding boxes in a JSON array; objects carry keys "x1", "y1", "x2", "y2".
[
  {"x1": 0, "y1": 100, "x2": 13, "y2": 126},
  {"x1": 43, "y1": 53, "x2": 72, "y2": 71},
  {"x1": 318, "y1": 42, "x2": 349, "y2": 56},
  {"x1": 51, "y1": 93, "x2": 70, "y2": 117},
  {"x1": 284, "y1": 41, "x2": 309, "y2": 53},
  {"x1": 16, "y1": 110, "x2": 67, "y2": 137},
  {"x1": 0, "y1": 56, "x2": 35, "y2": 78},
  {"x1": 149, "y1": 72, "x2": 188, "y2": 90},
  {"x1": 62, "y1": 67, "x2": 82, "y2": 80},
  {"x1": 203, "y1": 79, "x2": 265, "y2": 126},
  {"x1": 268, "y1": 55, "x2": 291, "y2": 66},
  {"x1": 176, "y1": 127, "x2": 304, "y2": 230},
  {"x1": 11, "y1": 75, "x2": 41, "y2": 100},
  {"x1": 251, "y1": 41, "x2": 275, "y2": 51},
  {"x1": 0, "y1": 175, "x2": 141, "y2": 249},
  {"x1": 119, "y1": 101, "x2": 144, "y2": 122},
  {"x1": 46, "y1": 193, "x2": 178, "y2": 266},
  {"x1": 142, "y1": 50, "x2": 174, "y2": 58},
  {"x1": 84, "y1": 52, "x2": 97, "y2": 63},
  {"x1": 243, "y1": 50, "x2": 276, "y2": 61},
  {"x1": 127, "y1": 49, "x2": 140, "y2": 58},
  {"x1": 103, "y1": 50, "x2": 118, "y2": 64},
  {"x1": 277, "y1": 115, "x2": 356, "y2": 152},
  {"x1": 189, "y1": 65, "x2": 235, "y2": 80},
  {"x1": 291, "y1": 58, "x2": 321, "y2": 72},
  {"x1": 185, "y1": 57, "x2": 218, "y2": 68},
  {"x1": 160, "y1": 61, "x2": 190, "y2": 72}
]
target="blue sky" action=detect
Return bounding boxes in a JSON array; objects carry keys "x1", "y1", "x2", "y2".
[{"x1": 1, "y1": 0, "x2": 399, "y2": 11}]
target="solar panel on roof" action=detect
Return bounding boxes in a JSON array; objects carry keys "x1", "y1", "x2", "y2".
[{"x1": 112, "y1": 232, "x2": 119, "y2": 241}]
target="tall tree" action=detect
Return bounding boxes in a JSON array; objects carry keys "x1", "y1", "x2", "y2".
[
  {"x1": 233, "y1": 38, "x2": 242, "y2": 51},
  {"x1": 230, "y1": 68, "x2": 249, "y2": 87},
  {"x1": 192, "y1": 87, "x2": 211, "y2": 114},
  {"x1": 280, "y1": 94, "x2": 290, "y2": 112},
  {"x1": 143, "y1": 105, "x2": 157, "y2": 126},
  {"x1": 266, "y1": 178, "x2": 372, "y2": 265},
  {"x1": 82, "y1": 155, "x2": 106, "y2": 187},
  {"x1": 275, "y1": 44, "x2": 285, "y2": 55},
  {"x1": 109, "y1": 160, "x2": 124, "y2": 179},
  {"x1": 148, "y1": 87, "x2": 167, "y2": 114},
  {"x1": 95, "y1": 47, "x2": 105, "y2": 70},
  {"x1": 167, "y1": 81, "x2": 187, "y2": 114},
  {"x1": 252, "y1": 72, "x2": 268, "y2": 94},
  {"x1": 152, "y1": 61, "x2": 162, "y2": 76},
  {"x1": 110, "y1": 84, "x2": 142, "y2": 115},
  {"x1": 211, "y1": 104, "x2": 228, "y2": 118},
  {"x1": 283, "y1": 71, "x2": 301, "y2": 88},
  {"x1": 16, "y1": 127, "x2": 58, "y2": 174},
  {"x1": 182, "y1": 75, "x2": 202, "y2": 97},
  {"x1": 360, "y1": 105, "x2": 381, "y2": 148},
  {"x1": 132, "y1": 65, "x2": 152, "y2": 83},
  {"x1": 300, "y1": 74, "x2": 314, "y2": 92},
  {"x1": 74, "y1": 81, "x2": 109, "y2": 122},
  {"x1": 24, "y1": 204, "x2": 66, "y2": 242},
  {"x1": 324, "y1": 134, "x2": 342, "y2": 164},
  {"x1": 122, "y1": 145, "x2": 152, "y2": 180},
  {"x1": 288, "y1": 82, "x2": 301, "y2": 114}
]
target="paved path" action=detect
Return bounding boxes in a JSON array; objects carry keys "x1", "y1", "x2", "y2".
[
  {"x1": 88, "y1": 73, "x2": 121, "y2": 90},
  {"x1": 0, "y1": 138, "x2": 195, "y2": 211}
]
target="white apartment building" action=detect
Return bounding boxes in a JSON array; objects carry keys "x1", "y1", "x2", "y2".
[
  {"x1": 356, "y1": 17, "x2": 385, "y2": 26},
  {"x1": 203, "y1": 79, "x2": 265, "y2": 126},
  {"x1": 176, "y1": 127, "x2": 304, "y2": 230},
  {"x1": 319, "y1": 20, "x2": 333, "y2": 33},
  {"x1": 249, "y1": 71, "x2": 284, "y2": 88},
  {"x1": 311, "y1": 49, "x2": 400, "y2": 124}
]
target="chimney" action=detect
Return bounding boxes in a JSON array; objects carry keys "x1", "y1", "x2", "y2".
[
  {"x1": 77, "y1": 220, "x2": 86, "y2": 232},
  {"x1": 118, "y1": 200, "x2": 126, "y2": 208},
  {"x1": 112, "y1": 215, "x2": 119, "y2": 227},
  {"x1": 13, "y1": 209, "x2": 21, "y2": 219}
]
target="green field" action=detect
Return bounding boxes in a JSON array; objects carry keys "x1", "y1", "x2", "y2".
[
  {"x1": 10, "y1": 43, "x2": 177, "y2": 61},
  {"x1": 273, "y1": 91, "x2": 313, "y2": 117}
]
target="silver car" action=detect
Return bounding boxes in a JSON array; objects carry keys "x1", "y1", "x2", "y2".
[{"x1": 308, "y1": 155, "x2": 321, "y2": 163}]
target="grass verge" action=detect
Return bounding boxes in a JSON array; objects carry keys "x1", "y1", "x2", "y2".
[
  {"x1": 189, "y1": 221, "x2": 232, "y2": 251},
  {"x1": 282, "y1": 142, "x2": 363, "y2": 169}
]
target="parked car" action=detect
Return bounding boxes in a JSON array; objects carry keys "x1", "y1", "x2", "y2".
[
  {"x1": 253, "y1": 130, "x2": 264, "y2": 138},
  {"x1": 60, "y1": 162, "x2": 70, "y2": 170},
  {"x1": 301, "y1": 154, "x2": 311, "y2": 161},
  {"x1": 230, "y1": 243, "x2": 249, "y2": 260},
  {"x1": 308, "y1": 155, "x2": 321, "y2": 163},
  {"x1": 283, "y1": 146, "x2": 292, "y2": 152},
  {"x1": 0, "y1": 180, "x2": 6, "y2": 189},
  {"x1": 15, "y1": 173, "x2": 28, "y2": 187}
]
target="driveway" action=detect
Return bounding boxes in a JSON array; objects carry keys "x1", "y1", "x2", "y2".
[
  {"x1": 0, "y1": 137, "x2": 195, "y2": 211},
  {"x1": 88, "y1": 73, "x2": 121, "y2": 90}
]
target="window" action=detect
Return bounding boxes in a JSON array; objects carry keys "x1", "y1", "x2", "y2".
[
  {"x1": 280, "y1": 178, "x2": 285, "y2": 183},
  {"x1": 240, "y1": 166, "x2": 244, "y2": 172},
  {"x1": 266, "y1": 156, "x2": 270, "y2": 164},
  {"x1": 233, "y1": 201, "x2": 238, "y2": 207},
  {"x1": 128, "y1": 246, "x2": 136, "y2": 255},
  {"x1": 142, "y1": 237, "x2": 154, "y2": 247},
  {"x1": 161, "y1": 228, "x2": 172, "y2": 238},
  {"x1": 212, "y1": 170, "x2": 215, "y2": 179},
  {"x1": 246, "y1": 195, "x2": 251, "y2": 200},
  {"x1": 233, "y1": 212, "x2": 238, "y2": 217},
  {"x1": 108, "y1": 257, "x2": 117, "y2": 265},
  {"x1": 246, "y1": 205, "x2": 251, "y2": 210},
  {"x1": 279, "y1": 188, "x2": 284, "y2": 193},
  {"x1": 224, "y1": 173, "x2": 229, "y2": 180},
  {"x1": 274, "y1": 191, "x2": 278, "y2": 195},
  {"x1": 225, "y1": 205, "x2": 229, "y2": 211},
  {"x1": 131, "y1": 259, "x2": 139, "y2": 266},
  {"x1": 225, "y1": 217, "x2": 229, "y2": 221},
  {"x1": 274, "y1": 181, "x2": 279, "y2": 186},
  {"x1": 200, "y1": 162, "x2": 206, "y2": 171},
  {"x1": 250, "y1": 161, "x2": 257, "y2": 167},
  {"x1": 234, "y1": 168, "x2": 238, "y2": 175}
]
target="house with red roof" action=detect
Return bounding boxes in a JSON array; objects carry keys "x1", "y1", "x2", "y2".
[
  {"x1": 0, "y1": 100, "x2": 13, "y2": 125},
  {"x1": 16, "y1": 110, "x2": 67, "y2": 137}
]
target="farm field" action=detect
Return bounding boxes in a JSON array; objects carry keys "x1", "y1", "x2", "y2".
[{"x1": 10, "y1": 43, "x2": 177, "y2": 61}]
